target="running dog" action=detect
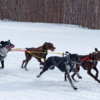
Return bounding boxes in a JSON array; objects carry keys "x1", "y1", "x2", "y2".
[
  {"x1": 21, "y1": 42, "x2": 56, "y2": 70},
  {"x1": 37, "y1": 52, "x2": 82, "y2": 90},
  {"x1": 0, "y1": 40, "x2": 15, "y2": 69},
  {"x1": 68, "y1": 48, "x2": 100, "y2": 83}
]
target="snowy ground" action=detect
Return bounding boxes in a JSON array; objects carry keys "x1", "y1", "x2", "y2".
[{"x1": 0, "y1": 21, "x2": 100, "y2": 100}]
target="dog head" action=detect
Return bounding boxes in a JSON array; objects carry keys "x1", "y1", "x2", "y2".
[
  {"x1": 43, "y1": 42, "x2": 56, "y2": 51},
  {"x1": 0, "y1": 40, "x2": 15, "y2": 50},
  {"x1": 89, "y1": 48, "x2": 100, "y2": 61},
  {"x1": 70, "y1": 54, "x2": 81, "y2": 64}
]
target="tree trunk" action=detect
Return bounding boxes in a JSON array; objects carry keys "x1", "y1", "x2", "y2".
[{"x1": 95, "y1": 0, "x2": 98, "y2": 29}]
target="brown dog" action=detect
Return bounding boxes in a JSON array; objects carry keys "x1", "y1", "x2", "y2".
[
  {"x1": 21, "y1": 42, "x2": 56, "y2": 70},
  {"x1": 64, "y1": 48, "x2": 100, "y2": 83}
]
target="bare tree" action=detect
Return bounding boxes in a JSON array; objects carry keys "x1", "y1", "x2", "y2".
[{"x1": 0, "y1": 0, "x2": 100, "y2": 29}]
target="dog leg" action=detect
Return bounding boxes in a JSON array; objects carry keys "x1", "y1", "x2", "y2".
[
  {"x1": 21, "y1": 60, "x2": 26, "y2": 68},
  {"x1": 38, "y1": 59, "x2": 44, "y2": 65},
  {"x1": 24, "y1": 54, "x2": 32, "y2": 70},
  {"x1": 87, "y1": 69, "x2": 100, "y2": 83},
  {"x1": 67, "y1": 73, "x2": 78, "y2": 90},
  {"x1": 71, "y1": 73, "x2": 78, "y2": 82},
  {"x1": 43, "y1": 53, "x2": 47, "y2": 60},
  {"x1": 37, "y1": 68, "x2": 47, "y2": 78},
  {"x1": 0, "y1": 60, "x2": 4, "y2": 69},
  {"x1": 64, "y1": 71, "x2": 72, "y2": 81},
  {"x1": 64, "y1": 72, "x2": 67, "y2": 81},
  {"x1": 71, "y1": 64, "x2": 81, "y2": 82},
  {"x1": 72, "y1": 68, "x2": 82, "y2": 79},
  {"x1": 93, "y1": 67, "x2": 99, "y2": 78},
  {"x1": 65, "y1": 64, "x2": 77, "y2": 90},
  {"x1": 24, "y1": 59, "x2": 30, "y2": 71}
]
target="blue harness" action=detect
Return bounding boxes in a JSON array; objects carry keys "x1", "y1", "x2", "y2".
[{"x1": 52, "y1": 57, "x2": 75, "y2": 72}]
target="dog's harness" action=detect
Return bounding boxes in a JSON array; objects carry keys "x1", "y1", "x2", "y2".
[
  {"x1": 35, "y1": 46, "x2": 46, "y2": 59},
  {"x1": 81, "y1": 55, "x2": 96, "y2": 70},
  {"x1": 52, "y1": 57, "x2": 66, "y2": 72},
  {"x1": 81, "y1": 55, "x2": 90, "y2": 70},
  {"x1": 27, "y1": 46, "x2": 46, "y2": 59},
  {"x1": 0, "y1": 47, "x2": 8, "y2": 61},
  {"x1": 0, "y1": 47, "x2": 8, "y2": 56},
  {"x1": 52, "y1": 57, "x2": 65, "y2": 67},
  {"x1": 34, "y1": 46, "x2": 43, "y2": 55},
  {"x1": 91, "y1": 60, "x2": 97, "y2": 67},
  {"x1": 52, "y1": 57, "x2": 75, "y2": 72},
  {"x1": 34, "y1": 46, "x2": 44, "y2": 52},
  {"x1": 81, "y1": 55, "x2": 91, "y2": 64}
]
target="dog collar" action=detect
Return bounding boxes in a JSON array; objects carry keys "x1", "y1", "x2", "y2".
[{"x1": 41, "y1": 46, "x2": 45, "y2": 51}]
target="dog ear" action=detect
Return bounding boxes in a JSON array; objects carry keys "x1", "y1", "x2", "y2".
[
  {"x1": 0, "y1": 41, "x2": 4, "y2": 44},
  {"x1": 43, "y1": 42, "x2": 47, "y2": 48},
  {"x1": 65, "y1": 51, "x2": 71, "y2": 56},
  {"x1": 95, "y1": 48, "x2": 99, "y2": 53},
  {"x1": 0, "y1": 41, "x2": 4, "y2": 47},
  {"x1": 43, "y1": 42, "x2": 47, "y2": 46},
  {"x1": 66, "y1": 51, "x2": 69, "y2": 54},
  {"x1": 44, "y1": 42, "x2": 47, "y2": 44}
]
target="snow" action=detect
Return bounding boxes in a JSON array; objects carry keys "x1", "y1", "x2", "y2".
[{"x1": 0, "y1": 21, "x2": 100, "y2": 100}]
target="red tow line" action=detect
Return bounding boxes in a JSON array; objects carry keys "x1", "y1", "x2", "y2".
[
  {"x1": 12, "y1": 49, "x2": 29, "y2": 52},
  {"x1": 12, "y1": 46, "x2": 43, "y2": 55}
]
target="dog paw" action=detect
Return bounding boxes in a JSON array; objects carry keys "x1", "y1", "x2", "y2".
[
  {"x1": 78, "y1": 76, "x2": 82, "y2": 79},
  {"x1": 98, "y1": 80, "x2": 100, "y2": 83},
  {"x1": 21, "y1": 67, "x2": 24, "y2": 69},
  {"x1": 0, "y1": 67, "x2": 4, "y2": 69},
  {"x1": 95, "y1": 74, "x2": 98, "y2": 79},
  {"x1": 37, "y1": 75, "x2": 41, "y2": 78},
  {"x1": 73, "y1": 87, "x2": 78, "y2": 90},
  {"x1": 25, "y1": 69, "x2": 28, "y2": 71},
  {"x1": 40, "y1": 62, "x2": 44, "y2": 66}
]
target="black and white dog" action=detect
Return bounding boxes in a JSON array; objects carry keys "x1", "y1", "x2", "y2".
[
  {"x1": 0, "y1": 40, "x2": 15, "y2": 69},
  {"x1": 37, "y1": 52, "x2": 82, "y2": 90}
]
